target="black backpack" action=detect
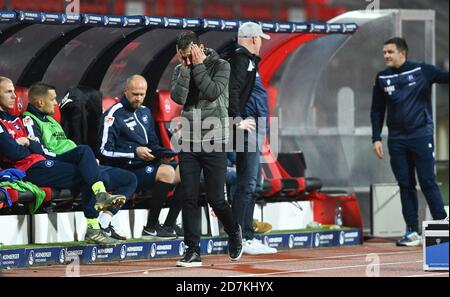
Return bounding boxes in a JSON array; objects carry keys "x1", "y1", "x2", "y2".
[{"x1": 59, "y1": 86, "x2": 102, "y2": 151}]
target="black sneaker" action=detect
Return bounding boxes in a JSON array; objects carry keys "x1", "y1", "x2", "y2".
[
  {"x1": 141, "y1": 224, "x2": 177, "y2": 240},
  {"x1": 163, "y1": 224, "x2": 184, "y2": 238},
  {"x1": 396, "y1": 231, "x2": 421, "y2": 247},
  {"x1": 101, "y1": 224, "x2": 127, "y2": 241},
  {"x1": 176, "y1": 248, "x2": 202, "y2": 267},
  {"x1": 228, "y1": 225, "x2": 243, "y2": 261}
]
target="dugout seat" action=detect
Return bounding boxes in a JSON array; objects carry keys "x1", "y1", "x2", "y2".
[{"x1": 0, "y1": 88, "x2": 75, "y2": 214}]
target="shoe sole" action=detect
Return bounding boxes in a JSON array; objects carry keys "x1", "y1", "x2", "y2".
[
  {"x1": 94, "y1": 196, "x2": 126, "y2": 211},
  {"x1": 85, "y1": 239, "x2": 118, "y2": 246},
  {"x1": 396, "y1": 241, "x2": 421, "y2": 247},
  {"x1": 176, "y1": 261, "x2": 203, "y2": 267},
  {"x1": 141, "y1": 235, "x2": 177, "y2": 241}
]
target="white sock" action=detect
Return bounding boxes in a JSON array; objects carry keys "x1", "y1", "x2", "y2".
[{"x1": 98, "y1": 212, "x2": 113, "y2": 229}]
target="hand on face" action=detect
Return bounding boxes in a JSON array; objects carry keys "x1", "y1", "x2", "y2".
[
  {"x1": 176, "y1": 45, "x2": 192, "y2": 67},
  {"x1": 191, "y1": 44, "x2": 206, "y2": 65}
]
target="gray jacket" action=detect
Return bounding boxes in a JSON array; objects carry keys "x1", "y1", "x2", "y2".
[{"x1": 171, "y1": 48, "x2": 230, "y2": 144}]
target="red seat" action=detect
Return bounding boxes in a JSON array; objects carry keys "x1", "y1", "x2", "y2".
[
  {"x1": 102, "y1": 96, "x2": 120, "y2": 112},
  {"x1": 153, "y1": 90, "x2": 183, "y2": 150},
  {"x1": 9, "y1": 86, "x2": 29, "y2": 117}
]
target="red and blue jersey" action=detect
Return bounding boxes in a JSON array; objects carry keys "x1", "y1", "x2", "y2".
[{"x1": 0, "y1": 110, "x2": 45, "y2": 171}]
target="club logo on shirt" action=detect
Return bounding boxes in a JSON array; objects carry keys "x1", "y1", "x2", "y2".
[
  {"x1": 45, "y1": 160, "x2": 55, "y2": 168},
  {"x1": 387, "y1": 79, "x2": 391, "y2": 85},
  {"x1": 145, "y1": 166, "x2": 155, "y2": 174},
  {"x1": 408, "y1": 74, "x2": 414, "y2": 81},
  {"x1": 142, "y1": 115, "x2": 149, "y2": 124},
  {"x1": 13, "y1": 124, "x2": 21, "y2": 130}
]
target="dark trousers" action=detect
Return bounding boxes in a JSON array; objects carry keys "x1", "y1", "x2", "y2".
[
  {"x1": 233, "y1": 138, "x2": 260, "y2": 240},
  {"x1": 180, "y1": 150, "x2": 238, "y2": 251},
  {"x1": 25, "y1": 159, "x2": 99, "y2": 218},
  {"x1": 388, "y1": 136, "x2": 447, "y2": 232},
  {"x1": 49, "y1": 145, "x2": 103, "y2": 186}
]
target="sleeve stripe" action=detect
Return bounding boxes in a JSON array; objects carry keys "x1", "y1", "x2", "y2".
[{"x1": 100, "y1": 103, "x2": 135, "y2": 159}]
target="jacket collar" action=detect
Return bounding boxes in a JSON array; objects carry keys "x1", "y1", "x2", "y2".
[
  {"x1": 235, "y1": 45, "x2": 261, "y2": 63},
  {"x1": 26, "y1": 104, "x2": 49, "y2": 121},
  {"x1": 120, "y1": 96, "x2": 136, "y2": 112}
]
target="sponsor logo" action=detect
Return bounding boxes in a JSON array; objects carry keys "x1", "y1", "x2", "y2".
[
  {"x1": 45, "y1": 160, "x2": 55, "y2": 168},
  {"x1": 105, "y1": 116, "x2": 115, "y2": 125},
  {"x1": 23, "y1": 116, "x2": 33, "y2": 126},
  {"x1": 28, "y1": 251, "x2": 35, "y2": 266},
  {"x1": 59, "y1": 249, "x2": 66, "y2": 264},
  {"x1": 408, "y1": 74, "x2": 414, "y2": 81},
  {"x1": 179, "y1": 242, "x2": 186, "y2": 256},
  {"x1": 91, "y1": 247, "x2": 97, "y2": 262},
  {"x1": 120, "y1": 245, "x2": 126, "y2": 260},
  {"x1": 164, "y1": 99, "x2": 172, "y2": 113},
  {"x1": 150, "y1": 243, "x2": 157, "y2": 258},
  {"x1": 339, "y1": 231, "x2": 345, "y2": 245},
  {"x1": 314, "y1": 233, "x2": 320, "y2": 247},
  {"x1": 207, "y1": 240, "x2": 214, "y2": 254},
  {"x1": 17, "y1": 97, "x2": 23, "y2": 112},
  {"x1": 288, "y1": 235, "x2": 295, "y2": 249}
]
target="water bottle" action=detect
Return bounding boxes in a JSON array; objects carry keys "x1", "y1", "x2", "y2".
[{"x1": 335, "y1": 206, "x2": 343, "y2": 227}]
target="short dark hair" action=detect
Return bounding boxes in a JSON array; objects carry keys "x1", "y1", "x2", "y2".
[
  {"x1": 176, "y1": 31, "x2": 201, "y2": 50},
  {"x1": 384, "y1": 37, "x2": 408, "y2": 56},
  {"x1": 28, "y1": 82, "x2": 56, "y2": 102}
]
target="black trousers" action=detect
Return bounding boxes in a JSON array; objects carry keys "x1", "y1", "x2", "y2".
[{"x1": 180, "y1": 150, "x2": 238, "y2": 251}]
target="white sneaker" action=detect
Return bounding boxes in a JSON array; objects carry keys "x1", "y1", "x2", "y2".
[
  {"x1": 242, "y1": 239, "x2": 266, "y2": 255},
  {"x1": 250, "y1": 239, "x2": 278, "y2": 254}
]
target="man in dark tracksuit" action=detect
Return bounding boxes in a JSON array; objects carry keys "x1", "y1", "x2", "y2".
[
  {"x1": 99, "y1": 75, "x2": 183, "y2": 240},
  {"x1": 371, "y1": 38, "x2": 449, "y2": 246},
  {"x1": 171, "y1": 31, "x2": 243, "y2": 267},
  {"x1": 23, "y1": 82, "x2": 137, "y2": 241},
  {"x1": 227, "y1": 22, "x2": 276, "y2": 255},
  {"x1": 0, "y1": 77, "x2": 124, "y2": 245}
]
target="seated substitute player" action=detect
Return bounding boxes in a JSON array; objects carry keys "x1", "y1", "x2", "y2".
[{"x1": 23, "y1": 82, "x2": 138, "y2": 241}]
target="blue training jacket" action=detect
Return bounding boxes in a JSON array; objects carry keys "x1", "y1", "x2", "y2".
[
  {"x1": 371, "y1": 60, "x2": 449, "y2": 142},
  {"x1": 98, "y1": 97, "x2": 166, "y2": 168}
]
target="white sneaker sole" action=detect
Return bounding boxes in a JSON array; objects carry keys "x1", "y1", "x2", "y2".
[{"x1": 176, "y1": 261, "x2": 203, "y2": 267}]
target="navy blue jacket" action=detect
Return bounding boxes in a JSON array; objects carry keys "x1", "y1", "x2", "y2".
[
  {"x1": 371, "y1": 61, "x2": 449, "y2": 142},
  {"x1": 98, "y1": 97, "x2": 166, "y2": 169}
]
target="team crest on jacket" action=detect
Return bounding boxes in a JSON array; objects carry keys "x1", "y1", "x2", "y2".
[{"x1": 142, "y1": 115, "x2": 149, "y2": 124}]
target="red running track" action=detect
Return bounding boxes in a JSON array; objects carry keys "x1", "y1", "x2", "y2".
[{"x1": 1, "y1": 242, "x2": 448, "y2": 277}]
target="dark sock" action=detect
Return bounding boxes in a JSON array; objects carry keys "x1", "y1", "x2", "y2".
[
  {"x1": 164, "y1": 186, "x2": 183, "y2": 227},
  {"x1": 146, "y1": 181, "x2": 174, "y2": 229}
]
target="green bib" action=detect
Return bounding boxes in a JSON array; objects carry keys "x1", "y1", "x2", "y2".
[{"x1": 23, "y1": 112, "x2": 77, "y2": 155}]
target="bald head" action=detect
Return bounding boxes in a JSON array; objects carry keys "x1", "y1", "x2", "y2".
[
  {"x1": 0, "y1": 76, "x2": 16, "y2": 111},
  {"x1": 124, "y1": 75, "x2": 147, "y2": 110}
]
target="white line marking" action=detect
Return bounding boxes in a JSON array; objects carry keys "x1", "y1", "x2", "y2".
[
  {"x1": 78, "y1": 250, "x2": 421, "y2": 277},
  {"x1": 236, "y1": 261, "x2": 422, "y2": 277}
]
